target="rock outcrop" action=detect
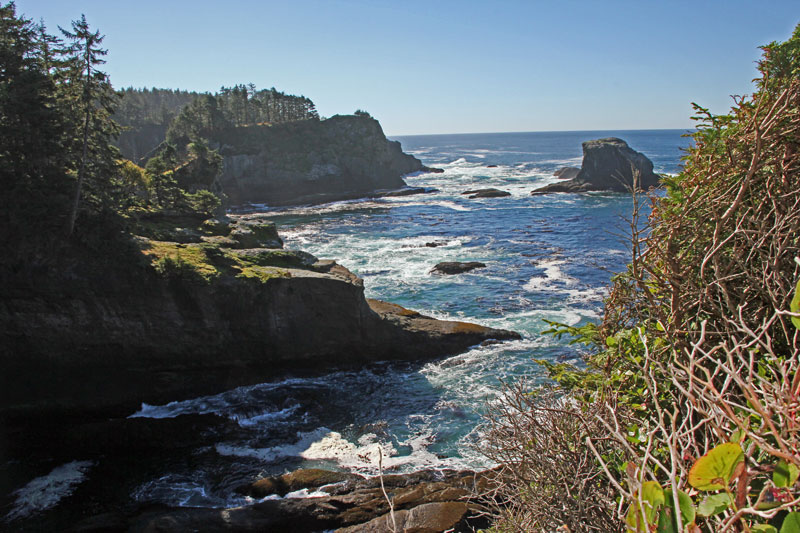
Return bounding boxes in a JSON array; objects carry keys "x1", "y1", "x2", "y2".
[
  {"x1": 128, "y1": 468, "x2": 491, "y2": 532},
  {"x1": 0, "y1": 217, "x2": 518, "y2": 418},
  {"x1": 532, "y1": 137, "x2": 661, "y2": 194},
  {"x1": 217, "y1": 115, "x2": 431, "y2": 206},
  {"x1": 553, "y1": 166, "x2": 580, "y2": 180},
  {"x1": 431, "y1": 262, "x2": 487, "y2": 275},
  {"x1": 461, "y1": 188, "x2": 511, "y2": 199}
]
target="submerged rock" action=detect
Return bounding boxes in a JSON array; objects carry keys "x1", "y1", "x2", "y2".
[
  {"x1": 461, "y1": 188, "x2": 511, "y2": 199},
  {"x1": 532, "y1": 137, "x2": 661, "y2": 194},
  {"x1": 431, "y1": 261, "x2": 486, "y2": 275}
]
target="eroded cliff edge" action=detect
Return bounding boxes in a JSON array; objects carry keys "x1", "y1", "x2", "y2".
[
  {"x1": 216, "y1": 115, "x2": 430, "y2": 206},
  {"x1": 0, "y1": 215, "x2": 518, "y2": 417}
]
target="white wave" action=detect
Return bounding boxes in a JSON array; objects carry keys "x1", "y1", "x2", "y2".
[
  {"x1": 524, "y1": 258, "x2": 576, "y2": 292},
  {"x1": 216, "y1": 426, "x2": 473, "y2": 474},
  {"x1": 235, "y1": 405, "x2": 300, "y2": 427},
  {"x1": 216, "y1": 427, "x2": 334, "y2": 463},
  {"x1": 284, "y1": 488, "x2": 330, "y2": 499},
  {"x1": 5, "y1": 461, "x2": 93, "y2": 522}
]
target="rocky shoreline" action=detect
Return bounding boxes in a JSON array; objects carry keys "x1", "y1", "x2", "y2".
[
  {"x1": 1, "y1": 214, "x2": 518, "y2": 419},
  {"x1": 0, "y1": 211, "x2": 518, "y2": 530}
]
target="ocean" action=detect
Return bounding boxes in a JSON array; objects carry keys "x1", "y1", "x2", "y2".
[{"x1": 129, "y1": 129, "x2": 690, "y2": 508}]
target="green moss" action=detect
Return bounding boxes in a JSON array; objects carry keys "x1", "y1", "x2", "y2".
[
  {"x1": 131, "y1": 215, "x2": 206, "y2": 243},
  {"x1": 200, "y1": 218, "x2": 231, "y2": 236},
  {"x1": 235, "y1": 249, "x2": 316, "y2": 269},
  {"x1": 236, "y1": 265, "x2": 291, "y2": 283},
  {"x1": 141, "y1": 241, "x2": 221, "y2": 283}
]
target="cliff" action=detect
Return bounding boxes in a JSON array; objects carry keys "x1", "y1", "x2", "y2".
[
  {"x1": 532, "y1": 137, "x2": 661, "y2": 194},
  {"x1": 216, "y1": 115, "x2": 426, "y2": 206},
  {"x1": 0, "y1": 215, "x2": 518, "y2": 417}
]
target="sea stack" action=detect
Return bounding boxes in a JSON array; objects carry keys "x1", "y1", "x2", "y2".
[{"x1": 533, "y1": 137, "x2": 661, "y2": 194}]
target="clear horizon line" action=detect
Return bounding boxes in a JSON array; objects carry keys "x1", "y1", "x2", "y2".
[{"x1": 387, "y1": 127, "x2": 696, "y2": 138}]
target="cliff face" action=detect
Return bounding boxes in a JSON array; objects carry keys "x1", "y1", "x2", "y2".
[
  {"x1": 0, "y1": 222, "x2": 517, "y2": 417},
  {"x1": 217, "y1": 115, "x2": 424, "y2": 206},
  {"x1": 532, "y1": 137, "x2": 661, "y2": 194}
]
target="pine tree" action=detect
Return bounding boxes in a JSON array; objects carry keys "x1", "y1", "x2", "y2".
[
  {"x1": 59, "y1": 14, "x2": 119, "y2": 236},
  {"x1": 0, "y1": 2, "x2": 70, "y2": 244}
]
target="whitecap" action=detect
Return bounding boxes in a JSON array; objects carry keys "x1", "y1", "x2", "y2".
[{"x1": 5, "y1": 461, "x2": 94, "y2": 522}]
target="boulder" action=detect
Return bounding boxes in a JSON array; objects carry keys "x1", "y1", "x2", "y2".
[
  {"x1": 200, "y1": 217, "x2": 231, "y2": 236},
  {"x1": 532, "y1": 138, "x2": 661, "y2": 194},
  {"x1": 431, "y1": 262, "x2": 486, "y2": 275},
  {"x1": 338, "y1": 502, "x2": 469, "y2": 533},
  {"x1": 553, "y1": 166, "x2": 580, "y2": 180},
  {"x1": 461, "y1": 188, "x2": 511, "y2": 199},
  {"x1": 244, "y1": 469, "x2": 364, "y2": 498}
]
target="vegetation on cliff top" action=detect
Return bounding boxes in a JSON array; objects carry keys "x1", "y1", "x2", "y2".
[
  {"x1": 0, "y1": 3, "x2": 330, "y2": 287},
  {"x1": 484, "y1": 23, "x2": 800, "y2": 532}
]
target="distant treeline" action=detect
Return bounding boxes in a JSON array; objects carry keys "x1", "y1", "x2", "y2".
[
  {"x1": 116, "y1": 85, "x2": 318, "y2": 129},
  {"x1": 115, "y1": 85, "x2": 319, "y2": 161}
]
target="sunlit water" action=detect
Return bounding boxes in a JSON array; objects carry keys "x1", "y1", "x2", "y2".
[{"x1": 127, "y1": 129, "x2": 689, "y2": 508}]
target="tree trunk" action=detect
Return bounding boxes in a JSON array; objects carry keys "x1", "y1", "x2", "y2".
[{"x1": 65, "y1": 44, "x2": 92, "y2": 237}]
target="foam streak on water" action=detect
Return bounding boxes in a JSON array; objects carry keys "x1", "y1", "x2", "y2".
[
  {"x1": 128, "y1": 129, "x2": 688, "y2": 508},
  {"x1": 5, "y1": 461, "x2": 94, "y2": 522}
]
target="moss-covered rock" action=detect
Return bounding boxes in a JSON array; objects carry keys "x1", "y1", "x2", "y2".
[
  {"x1": 200, "y1": 217, "x2": 231, "y2": 236},
  {"x1": 233, "y1": 249, "x2": 317, "y2": 269}
]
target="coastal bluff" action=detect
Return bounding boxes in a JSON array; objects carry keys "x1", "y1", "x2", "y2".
[
  {"x1": 532, "y1": 137, "x2": 661, "y2": 194},
  {"x1": 0, "y1": 215, "x2": 518, "y2": 418},
  {"x1": 217, "y1": 114, "x2": 431, "y2": 206}
]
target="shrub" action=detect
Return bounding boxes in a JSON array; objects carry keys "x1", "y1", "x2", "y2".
[{"x1": 485, "y1": 23, "x2": 800, "y2": 532}]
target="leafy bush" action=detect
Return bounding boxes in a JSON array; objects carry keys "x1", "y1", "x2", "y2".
[{"x1": 486, "y1": 23, "x2": 800, "y2": 532}]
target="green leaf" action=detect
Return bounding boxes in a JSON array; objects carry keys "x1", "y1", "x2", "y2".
[
  {"x1": 781, "y1": 512, "x2": 800, "y2": 533},
  {"x1": 688, "y1": 442, "x2": 744, "y2": 491},
  {"x1": 626, "y1": 481, "x2": 665, "y2": 532},
  {"x1": 791, "y1": 279, "x2": 800, "y2": 330},
  {"x1": 657, "y1": 488, "x2": 695, "y2": 532},
  {"x1": 697, "y1": 492, "x2": 733, "y2": 517},
  {"x1": 729, "y1": 428, "x2": 746, "y2": 444},
  {"x1": 752, "y1": 525, "x2": 779, "y2": 533},
  {"x1": 774, "y1": 460, "x2": 800, "y2": 488}
]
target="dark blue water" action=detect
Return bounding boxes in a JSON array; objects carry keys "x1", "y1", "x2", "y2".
[{"x1": 129, "y1": 129, "x2": 690, "y2": 507}]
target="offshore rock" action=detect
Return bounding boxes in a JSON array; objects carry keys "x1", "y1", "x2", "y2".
[
  {"x1": 431, "y1": 261, "x2": 486, "y2": 275},
  {"x1": 461, "y1": 188, "x2": 511, "y2": 199},
  {"x1": 218, "y1": 115, "x2": 425, "y2": 206},
  {"x1": 532, "y1": 137, "x2": 661, "y2": 194}
]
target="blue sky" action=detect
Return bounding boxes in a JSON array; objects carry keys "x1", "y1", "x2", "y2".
[{"x1": 14, "y1": 0, "x2": 800, "y2": 135}]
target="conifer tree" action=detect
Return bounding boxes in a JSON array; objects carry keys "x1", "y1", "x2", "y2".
[{"x1": 59, "y1": 14, "x2": 118, "y2": 236}]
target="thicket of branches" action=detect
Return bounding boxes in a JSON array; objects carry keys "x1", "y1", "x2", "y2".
[{"x1": 483, "y1": 24, "x2": 800, "y2": 532}]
